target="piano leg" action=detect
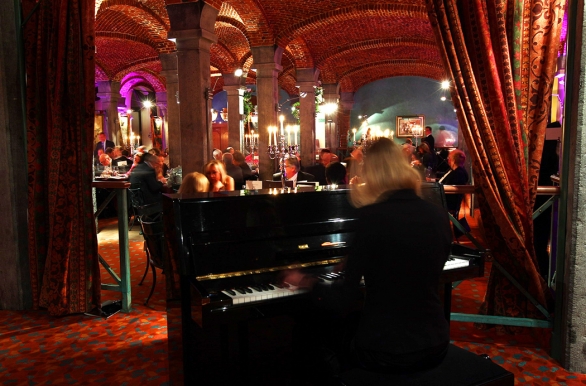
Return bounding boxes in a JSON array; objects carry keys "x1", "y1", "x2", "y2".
[{"x1": 238, "y1": 321, "x2": 249, "y2": 373}]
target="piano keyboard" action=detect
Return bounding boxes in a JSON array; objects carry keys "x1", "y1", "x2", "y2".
[
  {"x1": 444, "y1": 256, "x2": 470, "y2": 270},
  {"x1": 221, "y1": 283, "x2": 309, "y2": 305},
  {"x1": 219, "y1": 257, "x2": 470, "y2": 306}
]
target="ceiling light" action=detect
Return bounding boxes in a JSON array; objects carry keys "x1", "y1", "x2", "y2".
[
  {"x1": 441, "y1": 80, "x2": 450, "y2": 89},
  {"x1": 143, "y1": 100, "x2": 152, "y2": 109},
  {"x1": 441, "y1": 96, "x2": 447, "y2": 101},
  {"x1": 234, "y1": 69, "x2": 243, "y2": 77}
]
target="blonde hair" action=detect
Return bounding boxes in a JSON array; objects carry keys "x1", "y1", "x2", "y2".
[
  {"x1": 204, "y1": 159, "x2": 227, "y2": 181},
  {"x1": 178, "y1": 172, "x2": 209, "y2": 194},
  {"x1": 350, "y1": 138, "x2": 421, "y2": 208}
]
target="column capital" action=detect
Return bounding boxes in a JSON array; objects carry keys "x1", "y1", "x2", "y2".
[{"x1": 159, "y1": 53, "x2": 178, "y2": 83}]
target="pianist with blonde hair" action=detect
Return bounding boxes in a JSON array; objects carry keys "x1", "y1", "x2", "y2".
[
  {"x1": 177, "y1": 172, "x2": 209, "y2": 195},
  {"x1": 283, "y1": 137, "x2": 452, "y2": 380}
]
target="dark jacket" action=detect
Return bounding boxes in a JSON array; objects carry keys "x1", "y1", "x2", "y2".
[
  {"x1": 128, "y1": 162, "x2": 164, "y2": 205},
  {"x1": 94, "y1": 139, "x2": 115, "y2": 160},
  {"x1": 226, "y1": 163, "x2": 245, "y2": 189},
  {"x1": 303, "y1": 163, "x2": 327, "y2": 185},
  {"x1": 319, "y1": 189, "x2": 452, "y2": 366},
  {"x1": 440, "y1": 166, "x2": 468, "y2": 212}
]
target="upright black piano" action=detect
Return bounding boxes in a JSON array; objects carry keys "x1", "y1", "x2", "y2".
[{"x1": 162, "y1": 183, "x2": 484, "y2": 385}]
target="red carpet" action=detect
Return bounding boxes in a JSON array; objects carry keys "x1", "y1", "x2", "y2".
[{"x1": 1, "y1": 217, "x2": 586, "y2": 385}]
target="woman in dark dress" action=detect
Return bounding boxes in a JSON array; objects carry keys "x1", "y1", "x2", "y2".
[{"x1": 284, "y1": 138, "x2": 452, "y2": 379}]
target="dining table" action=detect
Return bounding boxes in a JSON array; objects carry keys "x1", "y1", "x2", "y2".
[{"x1": 92, "y1": 176, "x2": 132, "y2": 313}]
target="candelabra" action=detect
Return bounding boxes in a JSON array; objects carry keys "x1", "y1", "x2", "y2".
[
  {"x1": 245, "y1": 130, "x2": 259, "y2": 155},
  {"x1": 268, "y1": 124, "x2": 299, "y2": 189}
]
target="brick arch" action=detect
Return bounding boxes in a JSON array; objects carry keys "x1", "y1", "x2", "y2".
[
  {"x1": 279, "y1": 70, "x2": 299, "y2": 97},
  {"x1": 284, "y1": 38, "x2": 314, "y2": 69},
  {"x1": 220, "y1": 0, "x2": 275, "y2": 46},
  {"x1": 320, "y1": 44, "x2": 443, "y2": 84},
  {"x1": 120, "y1": 71, "x2": 165, "y2": 96},
  {"x1": 96, "y1": 65, "x2": 109, "y2": 82},
  {"x1": 96, "y1": 3, "x2": 175, "y2": 53},
  {"x1": 96, "y1": 37, "x2": 160, "y2": 79},
  {"x1": 98, "y1": 0, "x2": 169, "y2": 28},
  {"x1": 276, "y1": 3, "x2": 428, "y2": 48},
  {"x1": 215, "y1": 16, "x2": 252, "y2": 46},
  {"x1": 315, "y1": 37, "x2": 438, "y2": 68},
  {"x1": 214, "y1": 20, "x2": 250, "y2": 69},
  {"x1": 211, "y1": 41, "x2": 239, "y2": 74},
  {"x1": 114, "y1": 60, "x2": 164, "y2": 87},
  {"x1": 339, "y1": 60, "x2": 446, "y2": 92}
]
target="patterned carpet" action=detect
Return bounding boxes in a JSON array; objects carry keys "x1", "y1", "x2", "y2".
[{"x1": 1, "y1": 217, "x2": 586, "y2": 385}]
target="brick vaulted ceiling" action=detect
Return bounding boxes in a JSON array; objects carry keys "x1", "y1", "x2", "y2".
[{"x1": 95, "y1": 0, "x2": 446, "y2": 96}]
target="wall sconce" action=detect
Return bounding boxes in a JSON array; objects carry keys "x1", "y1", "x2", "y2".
[{"x1": 220, "y1": 108, "x2": 228, "y2": 121}]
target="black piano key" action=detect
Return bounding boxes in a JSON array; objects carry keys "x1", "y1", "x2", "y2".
[
  {"x1": 242, "y1": 287, "x2": 253, "y2": 293},
  {"x1": 266, "y1": 284, "x2": 275, "y2": 290},
  {"x1": 225, "y1": 289, "x2": 236, "y2": 296},
  {"x1": 259, "y1": 284, "x2": 270, "y2": 291},
  {"x1": 235, "y1": 288, "x2": 246, "y2": 295},
  {"x1": 250, "y1": 285, "x2": 262, "y2": 292}
]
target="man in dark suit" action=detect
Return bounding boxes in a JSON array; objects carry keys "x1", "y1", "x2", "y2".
[
  {"x1": 423, "y1": 126, "x2": 435, "y2": 153},
  {"x1": 222, "y1": 152, "x2": 244, "y2": 189},
  {"x1": 273, "y1": 157, "x2": 315, "y2": 183},
  {"x1": 304, "y1": 149, "x2": 331, "y2": 185},
  {"x1": 129, "y1": 153, "x2": 166, "y2": 205},
  {"x1": 94, "y1": 132, "x2": 115, "y2": 162}
]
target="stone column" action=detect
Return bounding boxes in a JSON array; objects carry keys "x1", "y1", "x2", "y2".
[
  {"x1": 223, "y1": 73, "x2": 245, "y2": 150},
  {"x1": 155, "y1": 92, "x2": 167, "y2": 150},
  {"x1": 96, "y1": 81, "x2": 121, "y2": 144},
  {"x1": 160, "y1": 52, "x2": 180, "y2": 167},
  {"x1": 339, "y1": 92, "x2": 355, "y2": 154},
  {"x1": 322, "y1": 83, "x2": 339, "y2": 152},
  {"x1": 296, "y1": 68, "x2": 319, "y2": 169},
  {"x1": 167, "y1": 2, "x2": 218, "y2": 175},
  {"x1": 251, "y1": 46, "x2": 283, "y2": 180},
  {"x1": 0, "y1": 0, "x2": 31, "y2": 309}
]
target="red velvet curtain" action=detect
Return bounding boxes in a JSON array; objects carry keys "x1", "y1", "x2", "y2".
[
  {"x1": 426, "y1": 0, "x2": 565, "y2": 327},
  {"x1": 23, "y1": 0, "x2": 100, "y2": 315}
]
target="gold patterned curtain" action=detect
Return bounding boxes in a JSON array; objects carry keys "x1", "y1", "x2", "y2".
[
  {"x1": 425, "y1": 0, "x2": 565, "y2": 327},
  {"x1": 23, "y1": 0, "x2": 100, "y2": 315}
]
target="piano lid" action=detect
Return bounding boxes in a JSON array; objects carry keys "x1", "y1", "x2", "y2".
[{"x1": 163, "y1": 188, "x2": 359, "y2": 278}]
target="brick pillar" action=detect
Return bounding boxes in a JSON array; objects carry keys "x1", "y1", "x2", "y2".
[
  {"x1": 223, "y1": 73, "x2": 245, "y2": 150},
  {"x1": 339, "y1": 92, "x2": 355, "y2": 155},
  {"x1": 167, "y1": 2, "x2": 218, "y2": 175},
  {"x1": 322, "y1": 83, "x2": 339, "y2": 152},
  {"x1": 296, "y1": 68, "x2": 319, "y2": 169},
  {"x1": 96, "y1": 81, "x2": 121, "y2": 144},
  {"x1": 160, "y1": 52, "x2": 180, "y2": 167},
  {"x1": 251, "y1": 46, "x2": 283, "y2": 180}
]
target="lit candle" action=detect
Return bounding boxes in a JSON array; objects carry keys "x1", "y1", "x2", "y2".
[
  {"x1": 286, "y1": 126, "x2": 291, "y2": 145},
  {"x1": 279, "y1": 115, "x2": 285, "y2": 136},
  {"x1": 294, "y1": 126, "x2": 298, "y2": 145},
  {"x1": 273, "y1": 126, "x2": 277, "y2": 146},
  {"x1": 268, "y1": 127, "x2": 272, "y2": 146}
]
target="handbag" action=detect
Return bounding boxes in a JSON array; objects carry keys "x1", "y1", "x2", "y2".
[{"x1": 453, "y1": 216, "x2": 471, "y2": 239}]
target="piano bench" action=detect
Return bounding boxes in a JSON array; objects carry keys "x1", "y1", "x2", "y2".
[{"x1": 336, "y1": 344, "x2": 514, "y2": 386}]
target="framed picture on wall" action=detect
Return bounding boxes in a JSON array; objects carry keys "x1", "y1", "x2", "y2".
[{"x1": 396, "y1": 115, "x2": 425, "y2": 138}]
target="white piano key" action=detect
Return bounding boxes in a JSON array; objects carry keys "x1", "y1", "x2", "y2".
[{"x1": 444, "y1": 257, "x2": 470, "y2": 270}]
